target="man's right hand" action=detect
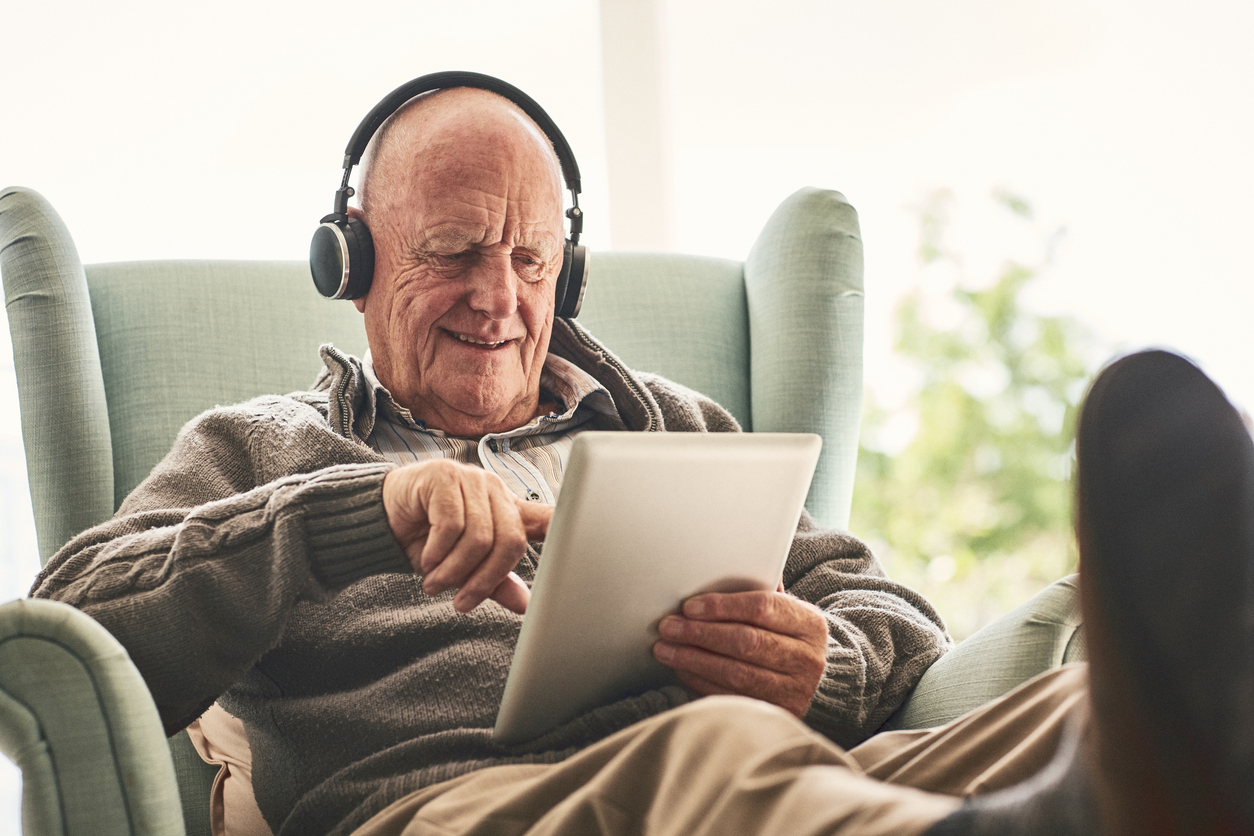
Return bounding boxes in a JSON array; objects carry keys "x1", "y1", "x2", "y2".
[{"x1": 381, "y1": 460, "x2": 553, "y2": 615}]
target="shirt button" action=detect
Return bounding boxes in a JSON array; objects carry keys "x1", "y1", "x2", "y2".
[{"x1": 527, "y1": 491, "x2": 541, "y2": 501}]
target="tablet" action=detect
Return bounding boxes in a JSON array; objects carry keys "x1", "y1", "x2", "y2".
[{"x1": 492, "y1": 431, "x2": 822, "y2": 745}]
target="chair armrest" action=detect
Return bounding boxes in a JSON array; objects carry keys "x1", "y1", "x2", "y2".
[
  {"x1": 884, "y1": 575, "x2": 1086, "y2": 730},
  {"x1": 0, "y1": 598, "x2": 185, "y2": 836}
]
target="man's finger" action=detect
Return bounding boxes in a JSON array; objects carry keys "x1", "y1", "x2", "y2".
[
  {"x1": 415, "y1": 479, "x2": 466, "y2": 574},
  {"x1": 680, "y1": 591, "x2": 826, "y2": 640},
  {"x1": 656, "y1": 615, "x2": 818, "y2": 677},
  {"x1": 485, "y1": 571, "x2": 531, "y2": 615},
  {"x1": 653, "y1": 640, "x2": 795, "y2": 700},
  {"x1": 451, "y1": 488, "x2": 528, "y2": 611},
  {"x1": 424, "y1": 478, "x2": 495, "y2": 595},
  {"x1": 672, "y1": 669, "x2": 737, "y2": 699},
  {"x1": 652, "y1": 639, "x2": 813, "y2": 717},
  {"x1": 516, "y1": 499, "x2": 554, "y2": 541}
]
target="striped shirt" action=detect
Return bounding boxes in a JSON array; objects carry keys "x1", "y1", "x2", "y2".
[{"x1": 362, "y1": 352, "x2": 622, "y2": 504}]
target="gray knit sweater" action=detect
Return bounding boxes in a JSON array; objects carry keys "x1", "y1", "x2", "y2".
[{"x1": 31, "y1": 319, "x2": 950, "y2": 836}]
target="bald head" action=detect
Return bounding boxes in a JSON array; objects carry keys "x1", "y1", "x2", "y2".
[{"x1": 357, "y1": 87, "x2": 564, "y2": 221}]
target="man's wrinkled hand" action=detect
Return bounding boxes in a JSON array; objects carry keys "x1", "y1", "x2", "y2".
[
  {"x1": 381, "y1": 459, "x2": 553, "y2": 614},
  {"x1": 652, "y1": 589, "x2": 828, "y2": 718}
]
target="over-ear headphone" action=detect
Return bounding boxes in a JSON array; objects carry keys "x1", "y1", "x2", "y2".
[{"x1": 310, "y1": 71, "x2": 589, "y2": 318}]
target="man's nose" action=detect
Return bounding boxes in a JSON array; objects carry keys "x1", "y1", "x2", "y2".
[{"x1": 465, "y1": 254, "x2": 519, "y2": 320}]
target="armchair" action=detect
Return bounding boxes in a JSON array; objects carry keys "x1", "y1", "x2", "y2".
[{"x1": 0, "y1": 184, "x2": 1079, "y2": 836}]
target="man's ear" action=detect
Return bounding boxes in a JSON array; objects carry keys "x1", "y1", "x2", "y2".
[{"x1": 346, "y1": 206, "x2": 369, "y2": 312}]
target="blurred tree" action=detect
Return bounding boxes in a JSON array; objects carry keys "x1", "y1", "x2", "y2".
[{"x1": 851, "y1": 189, "x2": 1097, "y2": 641}]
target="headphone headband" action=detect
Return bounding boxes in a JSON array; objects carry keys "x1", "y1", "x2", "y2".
[{"x1": 342, "y1": 71, "x2": 582, "y2": 197}]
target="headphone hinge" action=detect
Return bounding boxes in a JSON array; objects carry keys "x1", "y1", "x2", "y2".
[{"x1": 566, "y1": 201, "x2": 583, "y2": 245}]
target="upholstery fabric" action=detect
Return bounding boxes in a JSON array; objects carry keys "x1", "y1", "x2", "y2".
[
  {"x1": 577, "y1": 252, "x2": 750, "y2": 427},
  {"x1": 885, "y1": 575, "x2": 1087, "y2": 730},
  {"x1": 169, "y1": 730, "x2": 218, "y2": 836},
  {"x1": 84, "y1": 260, "x2": 369, "y2": 508},
  {"x1": 0, "y1": 598, "x2": 185, "y2": 836},
  {"x1": 0, "y1": 187, "x2": 114, "y2": 564},
  {"x1": 746, "y1": 187, "x2": 864, "y2": 530}
]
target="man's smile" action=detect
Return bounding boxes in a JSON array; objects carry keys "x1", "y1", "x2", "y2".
[{"x1": 447, "y1": 329, "x2": 514, "y2": 349}]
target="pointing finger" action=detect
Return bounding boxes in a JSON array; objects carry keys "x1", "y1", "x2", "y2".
[{"x1": 516, "y1": 499, "x2": 555, "y2": 541}]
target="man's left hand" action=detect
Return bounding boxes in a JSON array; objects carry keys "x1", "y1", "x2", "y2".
[{"x1": 652, "y1": 589, "x2": 828, "y2": 719}]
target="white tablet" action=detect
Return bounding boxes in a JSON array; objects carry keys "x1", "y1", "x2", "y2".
[{"x1": 493, "y1": 431, "x2": 822, "y2": 745}]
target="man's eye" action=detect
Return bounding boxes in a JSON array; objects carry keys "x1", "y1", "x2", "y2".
[{"x1": 513, "y1": 254, "x2": 545, "y2": 282}]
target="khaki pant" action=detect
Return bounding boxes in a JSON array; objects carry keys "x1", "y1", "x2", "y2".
[{"x1": 355, "y1": 663, "x2": 1088, "y2": 836}]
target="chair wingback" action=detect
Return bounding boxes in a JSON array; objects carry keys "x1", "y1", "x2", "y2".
[
  {"x1": 1, "y1": 187, "x2": 115, "y2": 565},
  {"x1": 747, "y1": 188, "x2": 863, "y2": 530}
]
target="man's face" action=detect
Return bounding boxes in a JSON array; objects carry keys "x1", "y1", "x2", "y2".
[{"x1": 354, "y1": 100, "x2": 565, "y2": 437}]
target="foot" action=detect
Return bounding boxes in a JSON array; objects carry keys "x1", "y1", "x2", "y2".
[
  {"x1": 928, "y1": 350, "x2": 1254, "y2": 835},
  {"x1": 1076, "y1": 350, "x2": 1254, "y2": 834}
]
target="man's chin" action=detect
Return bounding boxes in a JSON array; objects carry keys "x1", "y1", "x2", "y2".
[{"x1": 426, "y1": 390, "x2": 535, "y2": 437}]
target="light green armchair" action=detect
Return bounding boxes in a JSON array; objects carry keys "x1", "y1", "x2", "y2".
[{"x1": 0, "y1": 184, "x2": 1080, "y2": 836}]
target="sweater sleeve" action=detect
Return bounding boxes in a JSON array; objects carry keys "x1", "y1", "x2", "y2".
[
  {"x1": 788, "y1": 511, "x2": 951, "y2": 747},
  {"x1": 28, "y1": 397, "x2": 411, "y2": 735}
]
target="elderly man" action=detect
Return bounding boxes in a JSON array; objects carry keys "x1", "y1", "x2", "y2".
[
  {"x1": 30, "y1": 77, "x2": 1252, "y2": 836},
  {"x1": 30, "y1": 80, "x2": 951, "y2": 833}
]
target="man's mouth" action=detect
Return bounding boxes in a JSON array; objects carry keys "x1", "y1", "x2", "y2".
[{"x1": 449, "y1": 330, "x2": 511, "y2": 349}]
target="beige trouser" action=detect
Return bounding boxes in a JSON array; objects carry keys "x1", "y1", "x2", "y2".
[{"x1": 355, "y1": 663, "x2": 1089, "y2": 836}]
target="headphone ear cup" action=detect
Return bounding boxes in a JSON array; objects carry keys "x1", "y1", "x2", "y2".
[
  {"x1": 555, "y1": 240, "x2": 589, "y2": 318},
  {"x1": 310, "y1": 214, "x2": 375, "y2": 300},
  {"x1": 340, "y1": 217, "x2": 375, "y2": 300}
]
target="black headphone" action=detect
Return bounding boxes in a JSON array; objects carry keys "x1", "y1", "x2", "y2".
[{"x1": 310, "y1": 71, "x2": 589, "y2": 318}]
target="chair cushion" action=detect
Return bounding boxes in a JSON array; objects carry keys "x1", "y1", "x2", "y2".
[{"x1": 0, "y1": 599, "x2": 186, "y2": 835}]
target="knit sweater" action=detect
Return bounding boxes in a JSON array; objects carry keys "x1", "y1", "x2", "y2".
[{"x1": 31, "y1": 318, "x2": 951, "y2": 836}]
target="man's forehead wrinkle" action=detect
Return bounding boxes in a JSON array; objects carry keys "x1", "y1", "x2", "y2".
[{"x1": 420, "y1": 224, "x2": 487, "y2": 251}]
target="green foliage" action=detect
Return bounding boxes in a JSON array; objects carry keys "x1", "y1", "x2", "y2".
[{"x1": 851, "y1": 190, "x2": 1095, "y2": 641}]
